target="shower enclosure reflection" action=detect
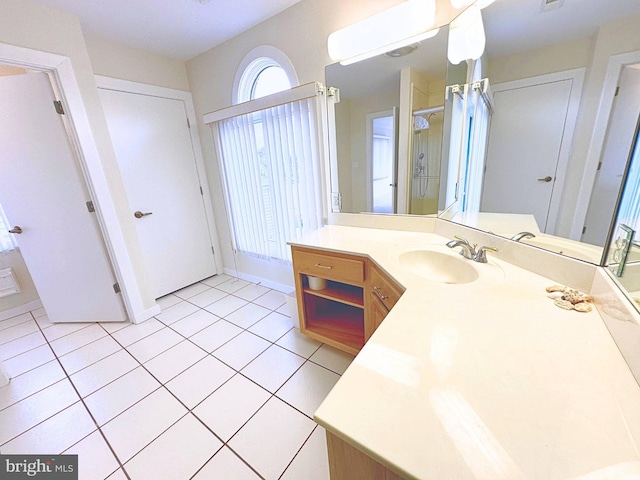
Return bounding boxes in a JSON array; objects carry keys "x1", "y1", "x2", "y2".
[{"x1": 410, "y1": 107, "x2": 443, "y2": 215}]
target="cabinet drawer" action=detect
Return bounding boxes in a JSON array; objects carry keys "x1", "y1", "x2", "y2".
[
  {"x1": 369, "y1": 265, "x2": 403, "y2": 311},
  {"x1": 293, "y1": 249, "x2": 365, "y2": 284}
]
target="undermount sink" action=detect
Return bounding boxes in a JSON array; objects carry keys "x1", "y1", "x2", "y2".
[{"x1": 397, "y1": 249, "x2": 479, "y2": 284}]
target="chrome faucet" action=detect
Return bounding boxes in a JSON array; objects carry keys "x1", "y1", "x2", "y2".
[
  {"x1": 473, "y1": 246, "x2": 498, "y2": 263},
  {"x1": 446, "y1": 236, "x2": 476, "y2": 260},
  {"x1": 510, "y1": 231, "x2": 536, "y2": 242}
]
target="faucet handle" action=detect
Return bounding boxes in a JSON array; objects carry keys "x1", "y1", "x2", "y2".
[
  {"x1": 454, "y1": 235, "x2": 469, "y2": 244},
  {"x1": 474, "y1": 246, "x2": 498, "y2": 263}
]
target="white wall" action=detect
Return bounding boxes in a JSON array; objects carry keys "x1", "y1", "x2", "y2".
[{"x1": 0, "y1": 0, "x2": 156, "y2": 317}]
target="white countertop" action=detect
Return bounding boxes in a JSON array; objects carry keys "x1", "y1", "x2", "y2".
[{"x1": 295, "y1": 225, "x2": 640, "y2": 479}]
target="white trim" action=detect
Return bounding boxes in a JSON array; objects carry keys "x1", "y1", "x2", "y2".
[
  {"x1": 232, "y1": 45, "x2": 299, "y2": 104},
  {"x1": 0, "y1": 42, "x2": 146, "y2": 324},
  {"x1": 0, "y1": 300, "x2": 43, "y2": 322},
  {"x1": 94, "y1": 75, "x2": 224, "y2": 277},
  {"x1": 572, "y1": 50, "x2": 640, "y2": 240},
  {"x1": 132, "y1": 303, "x2": 161, "y2": 324},
  {"x1": 204, "y1": 82, "x2": 321, "y2": 124},
  {"x1": 492, "y1": 68, "x2": 585, "y2": 235},
  {"x1": 222, "y1": 267, "x2": 292, "y2": 293}
]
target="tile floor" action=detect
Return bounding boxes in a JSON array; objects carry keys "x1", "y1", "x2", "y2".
[{"x1": 0, "y1": 274, "x2": 356, "y2": 479}]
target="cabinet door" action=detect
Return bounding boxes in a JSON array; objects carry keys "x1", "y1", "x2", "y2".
[{"x1": 367, "y1": 295, "x2": 388, "y2": 340}]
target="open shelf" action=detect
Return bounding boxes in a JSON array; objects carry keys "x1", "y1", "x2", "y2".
[
  {"x1": 303, "y1": 295, "x2": 365, "y2": 352},
  {"x1": 303, "y1": 279, "x2": 364, "y2": 308}
]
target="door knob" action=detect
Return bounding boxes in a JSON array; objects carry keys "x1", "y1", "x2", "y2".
[
  {"x1": 8, "y1": 226, "x2": 22, "y2": 234},
  {"x1": 537, "y1": 176, "x2": 553, "y2": 183},
  {"x1": 134, "y1": 211, "x2": 153, "y2": 219}
]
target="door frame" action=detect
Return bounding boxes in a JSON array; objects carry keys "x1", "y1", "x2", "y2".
[
  {"x1": 95, "y1": 75, "x2": 224, "y2": 277},
  {"x1": 0, "y1": 42, "x2": 151, "y2": 323},
  {"x1": 365, "y1": 109, "x2": 398, "y2": 213},
  {"x1": 491, "y1": 68, "x2": 584, "y2": 234}
]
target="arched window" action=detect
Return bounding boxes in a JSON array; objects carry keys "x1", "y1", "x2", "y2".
[{"x1": 233, "y1": 46, "x2": 298, "y2": 104}]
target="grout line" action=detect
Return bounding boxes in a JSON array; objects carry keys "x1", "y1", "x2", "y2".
[{"x1": 277, "y1": 424, "x2": 321, "y2": 480}]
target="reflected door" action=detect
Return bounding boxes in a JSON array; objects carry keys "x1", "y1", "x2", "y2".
[
  {"x1": 481, "y1": 77, "x2": 574, "y2": 233},
  {"x1": 368, "y1": 110, "x2": 398, "y2": 213}
]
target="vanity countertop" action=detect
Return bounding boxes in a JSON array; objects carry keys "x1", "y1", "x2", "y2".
[{"x1": 293, "y1": 225, "x2": 640, "y2": 479}]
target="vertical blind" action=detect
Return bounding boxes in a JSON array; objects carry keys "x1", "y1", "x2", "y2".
[
  {"x1": 207, "y1": 83, "x2": 324, "y2": 262},
  {"x1": 0, "y1": 203, "x2": 17, "y2": 253}
]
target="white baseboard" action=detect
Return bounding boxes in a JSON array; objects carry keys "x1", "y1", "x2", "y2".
[
  {"x1": 131, "y1": 303, "x2": 162, "y2": 324},
  {"x1": 222, "y1": 267, "x2": 293, "y2": 293},
  {"x1": 0, "y1": 299, "x2": 43, "y2": 322}
]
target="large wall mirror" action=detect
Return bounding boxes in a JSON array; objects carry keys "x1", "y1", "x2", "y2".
[{"x1": 326, "y1": 0, "x2": 640, "y2": 267}]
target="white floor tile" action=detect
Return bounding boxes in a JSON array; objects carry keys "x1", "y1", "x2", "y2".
[
  {"x1": 84, "y1": 367, "x2": 161, "y2": 425},
  {"x1": 204, "y1": 295, "x2": 247, "y2": 318},
  {"x1": 193, "y1": 374, "x2": 270, "y2": 441},
  {"x1": 124, "y1": 414, "x2": 222, "y2": 480},
  {"x1": 100, "y1": 388, "x2": 187, "y2": 463},
  {"x1": 156, "y1": 293, "x2": 182, "y2": 310},
  {"x1": 3, "y1": 344, "x2": 55, "y2": 377},
  {"x1": 111, "y1": 318, "x2": 164, "y2": 347},
  {"x1": 248, "y1": 312, "x2": 293, "y2": 342},
  {"x1": 241, "y1": 345, "x2": 305, "y2": 393},
  {"x1": 49, "y1": 324, "x2": 108, "y2": 357},
  {"x1": 1, "y1": 401, "x2": 96, "y2": 454},
  {"x1": 35, "y1": 315, "x2": 53, "y2": 330},
  {"x1": 276, "y1": 303, "x2": 290, "y2": 316},
  {"x1": 99, "y1": 321, "x2": 130, "y2": 334},
  {"x1": 276, "y1": 329, "x2": 322, "y2": 358},
  {"x1": 189, "y1": 320, "x2": 243, "y2": 352},
  {"x1": 41, "y1": 322, "x2": 93, "y2": 342},
  {"x1": 253, "y1": 290, "x2": 287, "y2": 310},
  {"x1": 143, "y1": 340, "x2": 206, "y2": 383},
  {"x1": 309, "y1": 344, "x2": 355, "y2": 375},
  {"x1": 171, "y1": 309, "x2": 219, "y2": 337},
  {"x1": 234, "y1": 284, "x2": 270, "y2": 302},
  {"x1": 0, "y1": 331, "x2": 47, "y2": 361},
  {"x1": 173, "y1": 282, "x2": 211, "y2": 300},
  {"x1": 281, "y1": 426, "x2": 330, "y2": 480},
  {"x1": 0, "y1": 320, "x2": 39, "y2": 345},
  {"x1": 200, "y1": 274, "x2": 234, "y2": 287},
  {"x1": 276, "y1": 362, "x2": 340, "y2": 417},
  {"x1": 57, "y1": 335, "x2": 123, "y2": 375},
  {"x1": 216, "y1": 278, "x2": 250, "y2": 294},
  {"x1": 229, "y1": 396, "x2": 316, "y2": 480},
  {"x1": 70, "y1": 350, "x2": 138, "y2": 397},
  {"x1": 64, "y1": 431, "x2": 120, "y2": 480},
  {"x1": 31, "y1": 307, "x2": 47, "y2": 318},
  {"x1": 126, "y1": 327, "x2": 182, "y2": 363},
  {"x1": 213, "y1": 332, "x2": 270, "y2": 370},
  {"x1": 0, "y1": 312, "x2": 32, "y2": 331},
  {"x1": 165, "y1": 356, "x2": 234, "y2": 409},
  {"x1": 225, "y1": 303, "x2": 271, "y2": 329},
  {"x1": 154, "y1": 301, "x2": 200, "y2": 326},
  {"x1": 0, "y1": 379, "x2": 79, "y2": 445},
  {"x1": 187, "y1": 288, "x2": 228, "y2": 308},
  {"x1": 0, "y1": 360, "x2": 66, "y2": 410},
  {"x1": 193, "y1": 446, "x2": 260, "y2": 480},
  {"x1": 106, "y1": 469, "x2": 128, "y2": 480}
]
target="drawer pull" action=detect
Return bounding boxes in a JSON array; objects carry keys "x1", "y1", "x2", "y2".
[
  {"x1": 314, "y1": 263, "x2": 333, "y2": 270},
  {"x1": 374, "y1": 286, "x2": 388, "y2": 301}
]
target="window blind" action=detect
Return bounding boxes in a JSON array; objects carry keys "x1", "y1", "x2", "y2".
[{"x1": 209, "y1": 83, "x2": 325, "y2": 262}]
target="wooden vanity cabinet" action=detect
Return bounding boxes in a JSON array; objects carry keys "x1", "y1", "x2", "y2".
[
  {"x1": 292, "y1": 246, "x2": 404, "y2": 355},
  {"x1": 292, "y1": 246, "x2": 366, "y2": 355}
]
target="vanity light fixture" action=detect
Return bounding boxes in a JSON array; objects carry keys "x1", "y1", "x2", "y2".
[
  {"x1": 327, "y1": 0, "x2": 438, "y2": 66},
  {"x1": 447, "y1": 4, "x2": 486, "y2": 65}
]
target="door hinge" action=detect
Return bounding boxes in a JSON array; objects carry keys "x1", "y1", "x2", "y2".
[
  {"x1": 86, "y1": 201, "x2": 96, "y2": 213},
  {"x1": 211, "y1": 246, "x2": 215, "y2": 255},
  {"x1": 597, "y1": 161, "x2": 603, "y2": 171},
  {"x1": 187, "y1": 117, "x2": 191, "y2": 129},
  {"x1": 615, "y1": 86, "x2": 620, "y2": 97},
  {"x1": 53, "y1": 100, "x2": 65, "y2": 115},
  {"x1": 200, "y1": 186, "x2": 203, "y2": 195},
  {"x1": 113, "y1": 282, "x2": 121, "y2": 294},
  {"x1": 582, "y1": 226, "x2": 587, "y2": 235}
]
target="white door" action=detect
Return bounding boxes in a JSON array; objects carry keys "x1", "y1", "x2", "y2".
[
  {"x1": 0, "y1": 72, "x2": 125, "y2": 323},
  {"x1": 481, "y1": 78, "x2": 574, "y2": 232},
  {"x1": 98, "y1": 88, "x2": 217, "y2": 298},
  {"x1": 582, "y1": 65, "x2": 640, "y2": 246},
  {"x1": 367, "y1": 110, "x2": 398, "y2": 213}
]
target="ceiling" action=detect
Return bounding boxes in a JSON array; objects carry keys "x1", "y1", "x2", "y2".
[{"x1": 31, "y1": 0, "x2": 305, "y2": 60}]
